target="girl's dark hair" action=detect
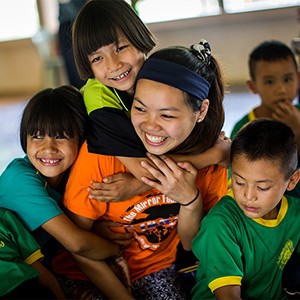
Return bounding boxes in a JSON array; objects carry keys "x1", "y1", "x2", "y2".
[
  {"x1": 149, "y1": 45, "x2": 225, "y2": 155},
  {"x1": 231, "y1": 118, "x2": 298, "y2": 180},
  {"x1": 72, "y1": 0, "x2": 156, "y2": 80},
  {"x1": 20, "y1": 85, "x2": 88, "y2": 153},
  {"x1": 249, "y1": 40, "x2": 298, "y2": 81}
]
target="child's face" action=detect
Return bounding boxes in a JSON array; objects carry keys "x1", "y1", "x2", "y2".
[
  {"x1": 26, "y1": 133, "x2": 79, "y2": 188},
  {"x1": 88, "y1": 34, "x2": 145, "y2": 96},
  {"x1": 131, "y1": 79, "x2": 207, "y2": 155},
  {"x1": 248, "y1": 57, "x2": 299, "y2": 112},
  {"x1": 231, "y1": 154, "x2": 297, "y2": 220}
]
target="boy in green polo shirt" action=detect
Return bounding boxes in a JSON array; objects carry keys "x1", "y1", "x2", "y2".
[{"x1": 192, "y1": 119, "x2": 300, "y2": 299}]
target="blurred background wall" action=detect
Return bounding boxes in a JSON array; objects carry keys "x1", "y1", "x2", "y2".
[{"x1": 0, "y1": 4, "x2": 298, "y2": 99}]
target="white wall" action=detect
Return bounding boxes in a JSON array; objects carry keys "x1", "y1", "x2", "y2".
[{"x1": 148, "y1": 7, "x2": 299, "y2": 87}]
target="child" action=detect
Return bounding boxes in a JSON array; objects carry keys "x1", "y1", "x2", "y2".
[
  {"x1": 0, "y1": 208, "x2": 64, "y2": 299},
  {"x1": 0, "y1": 86, "x2": 133, "y2": 299},
  {"x1": 72, "y1": 0, "x2": 230, "y2": 189},
  {"x1": 192, "y1": 118, "x2": 300, "y2": 299},
  {"x1": 63, "y1": 40, "x2": 228, "y2": 299},
  {"x1": 229, "y1": 40, "x2": 300, "y2": 196}
]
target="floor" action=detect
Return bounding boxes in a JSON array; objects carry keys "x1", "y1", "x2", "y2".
[{"x1": 0, "y1": 88, "x2": 261, "y2": 174}]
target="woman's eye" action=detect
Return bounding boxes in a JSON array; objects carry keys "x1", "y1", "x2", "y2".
[
  {"x1": 161, "y1": 114, "x2": 175, "y2": 119},
  {"x1": 133, "y1": 106, "x2": 145, "y2": 112}
]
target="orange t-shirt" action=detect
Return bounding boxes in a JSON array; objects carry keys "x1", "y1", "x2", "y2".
[{"x1": 63, "y1": 141, "x2": 228, "y2": 282}]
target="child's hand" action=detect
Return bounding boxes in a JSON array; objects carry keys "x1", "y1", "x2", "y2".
[
  {"x1": 213, "y1": 131, "x2": 231, "y2": 168},
  {"x1": 111, "y1": 255, "x2": 131, "y2": 293},
  {"x1": 71, "y1": 281, "x2": 96, "y2": 300},
  {"x1": 140, "y1": 153, "x2": 198, "y2": 205},
  {"x1": 93, "y1": 219, "x2": 134, "y2": 247},
  {"x1": 88, "y1": 172, "x2": 148, "y2": 202},
  {"x1": 272, "y1": 101, "x2": 300, "y2": 133}
]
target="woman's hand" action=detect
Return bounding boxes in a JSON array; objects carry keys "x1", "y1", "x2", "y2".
[
  {"x1": 140, "y1": 153, "x2": 198, "y2": 205},
  {"x1": 93, "y1": 219, "x2": 134, "y2": 248},
  {"x1": 88, "y1": 172, "x2": 149, "y2": 202}
]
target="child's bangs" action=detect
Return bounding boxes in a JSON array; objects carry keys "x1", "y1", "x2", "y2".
[
  {"x1": 27, "y1": 107, "x2": 76, "y2": 139},
  {"x1": 84, "y1": 21, "x2": 120, "y2": 55}
]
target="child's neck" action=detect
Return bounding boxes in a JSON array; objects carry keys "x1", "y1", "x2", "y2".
[
  {"x1": 254, "y1": 105, "x2": 274, "y2": 119},
  {"x1": 262, "y1": 201, "x2": 281, "y2": 220}
]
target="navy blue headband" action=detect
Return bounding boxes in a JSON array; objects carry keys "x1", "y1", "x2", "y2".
[{"x1": 137, "y1": 58, "x2": 210, "y2": 100}]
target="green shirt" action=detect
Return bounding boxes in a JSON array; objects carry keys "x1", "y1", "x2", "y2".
[
  {"x1": 81, "y1": 78, "x2": 145, "y2": 156},
  {"x1": 192, "y1": 193, "x2": 300, "y2": 299},
  {"x1": 0, "y1": 208, "x2": 43, "y2": 296}
]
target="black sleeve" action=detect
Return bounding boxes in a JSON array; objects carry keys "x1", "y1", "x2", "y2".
[{"x1": 87, "y1": 107, "x2": 146, "y2": 157}]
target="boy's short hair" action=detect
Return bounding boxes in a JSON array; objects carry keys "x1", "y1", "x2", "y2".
[
  {"x1": 230, "y1": 118, "x2": 298, "y2": 180},
  {"x1": 20, "y1": 85, "x2": 88, "y2": 153},
  {"x1": 248, "y1": 40, "x2": 298, "y2": 80},
  {"x1": 73, "y1": 0, "x2": 156, "y2": 80}
]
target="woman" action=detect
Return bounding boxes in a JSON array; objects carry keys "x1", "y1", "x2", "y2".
[{"x1": 63, "y1": 39, "x2": 228, "y2": 299}]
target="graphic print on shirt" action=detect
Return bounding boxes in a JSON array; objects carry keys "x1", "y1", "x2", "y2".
[{"x1": 120, "y1": 191, "x2": 180, "y2": 251}]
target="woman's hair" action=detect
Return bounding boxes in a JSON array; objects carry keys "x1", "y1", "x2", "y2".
[
  {"x1": 20, "y1": 85, "x2": 88, "y2": 153},
  {"x1": 72, "y1": 0, "x2": 156, "y2": 80},
  {"x1": 145, "y1": 42, "x2": 225, "y2": 155},
  {"x1": 231, "y1": 118, "x2": 298, "y2": 180}
]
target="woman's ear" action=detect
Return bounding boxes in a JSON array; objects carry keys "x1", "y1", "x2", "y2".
[
  {"x1": 246, "y1": 79, "x2": 257, "y2": 94},
  {"x1": 197, "y1": 99, "x2": 209, "y2": 123},
  {"x1": 286, "y1": 169, "x2": 300, "y2": 191}
]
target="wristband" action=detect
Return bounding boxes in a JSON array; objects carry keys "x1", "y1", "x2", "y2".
[{"x1": 180, "y1": 189, "x2": 200, "y2": 206}]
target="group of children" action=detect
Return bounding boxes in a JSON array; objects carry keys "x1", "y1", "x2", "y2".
[{"x1": 0, "y1": 0, "x2": 299, "y2": 299}]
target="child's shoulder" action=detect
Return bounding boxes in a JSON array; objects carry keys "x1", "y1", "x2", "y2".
[
  {"x1": 230, "y1": 111, "x2": 255, "y2": 139},
  {"x1": 0, "y1": 156, "x2": 45, "y2": 191},
  {"x1": 81, "y1": 78, "x2": 123, "y2": 114}
]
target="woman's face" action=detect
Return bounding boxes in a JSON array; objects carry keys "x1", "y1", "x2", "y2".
[{"x1": 131, "y1": 79, "x2": 203, "y2": 155}]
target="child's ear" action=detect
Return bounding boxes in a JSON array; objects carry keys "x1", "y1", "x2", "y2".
[
  {"x1": 286, "y1": 169, "x2": 300, "y2": 191},
  {"x1": 246, "y1": 79, "x2": 257, "y2": 94}
]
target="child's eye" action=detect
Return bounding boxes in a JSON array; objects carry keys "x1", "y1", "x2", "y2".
[
  {"x1": 234, "y1": 180, "x2": 244, "y2": 187},
  {"x1": 117, "y1": 45, "x2": 128, "y2": 52},
  {"x1": 55, "y1": 134, "x2": 68, "y2": 140},
  {"x1": 284, "y1": 76, "x2": 294, "y2": 83},
  {"x1": 91, "y1": 56, "x2": 102, "y2": 63},
  {"x1": 264, "y1": 79, "x2": 274, "y2": 86},
  {"x1": 257, "y1": 186, "x2": 270, "y2": 192},
  {"x1": 32, "y1": 134, "x2": 43, "y2": 140}
]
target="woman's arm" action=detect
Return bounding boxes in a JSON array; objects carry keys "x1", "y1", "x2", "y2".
[{"x1": 139, "y1": 153, "x2": 201, "y2": 250}]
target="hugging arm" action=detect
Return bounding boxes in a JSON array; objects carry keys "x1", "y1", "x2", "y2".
[
  {"x1": 140, "y1": 153, "x2": 202, "y2": 250},
  {"x1": 63, "y1": 210, "x2": 133, "y2": 299},
  {"x1": 89, "y1": 132, "x2": 231, "y2": 202}
]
